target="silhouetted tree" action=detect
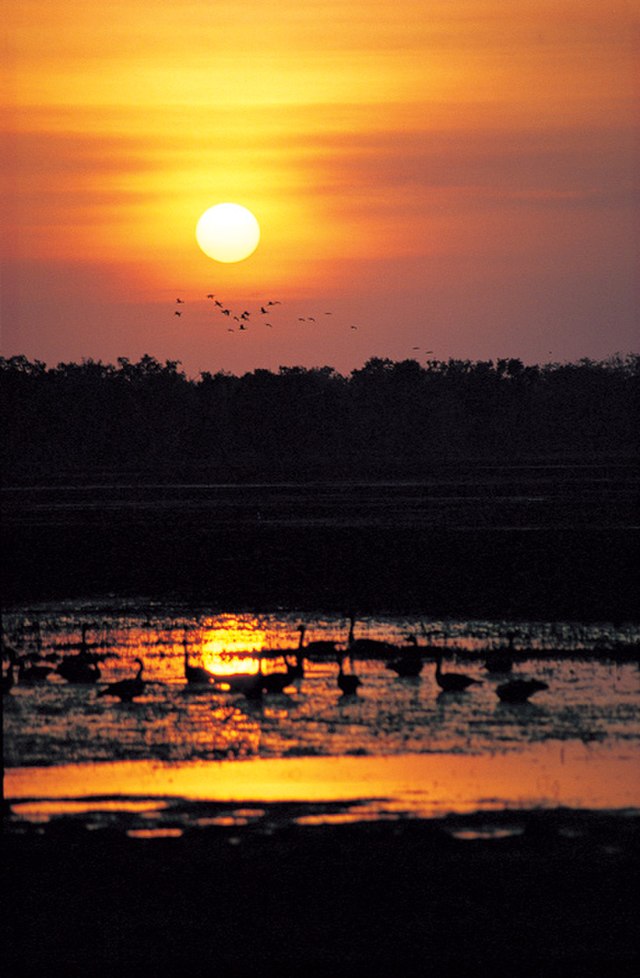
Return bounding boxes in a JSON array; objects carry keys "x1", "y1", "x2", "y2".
[{"x1": 1, "y1": 352, "x2": 637, "y2": 484}]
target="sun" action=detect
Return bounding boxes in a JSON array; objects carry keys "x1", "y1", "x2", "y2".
[{"x1": 195, "y1": 203, "x2": 260, "y2": 263}]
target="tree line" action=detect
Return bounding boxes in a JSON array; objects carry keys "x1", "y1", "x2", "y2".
[{"x1": 1, "y1": 353, "x2": 637, "y2": 483}]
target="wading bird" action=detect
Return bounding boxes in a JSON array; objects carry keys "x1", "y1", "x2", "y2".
[
  {"x1": 347, "y1": 615, "x2": 397, "y2": 660},
  {"x1": 496, "y1": 679, "x2": 548, "y2": 703},
  {"x1": 17, "y1": 656, "x2": 55, "y2": 684},
  {"x1": 386, "y1": 634, "x2": 424, "y2": 677},
  {"x1": 262, "y1": 657, "x2": 295, "y2": 694},
  {"x1": 297, "y1": 623, "x2": 338, "y2": 658},
  {"x1": 183, "y1": 637, "x2": 214, "y2": 685},
  {"x1": 57, "y1": 627, "x2": 101, "y2": 684},
  {"x1": 484, "y1": 632, "x2": 516, "y2": 674},
  {"x1": 434, "y1": 654, "x2": 482, "y2": 693},
  {"x1": 97, "y1": 657, "x2": 145, "y2": 702},
  {"x1": 337, "y1": 652, "x2": 361, "y2": 695}
]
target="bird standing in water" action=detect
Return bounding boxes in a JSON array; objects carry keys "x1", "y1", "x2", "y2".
[
  {"x1": 97, "y1": 658, "x2": 145, "y2": 702},
  {"x1": 434, "y1": 655, "x2": 482, "y2": 693},
  {"x1": 496, "y1": 678, "x2": 548, "y2": 703},
  {"x1": 182, "y1": 636, "x2": 214, "y2": 685},
  {"x1": 337, "y1": 653, "x2": 361, "y2": 696},
  {"x1": 386, "y1": 634, "x2": 424, "y2": 677}
]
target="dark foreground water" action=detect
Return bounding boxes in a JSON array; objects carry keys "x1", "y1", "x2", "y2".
[{"x1": 3, "y1": 476, "x2": 638, "y2": 618}]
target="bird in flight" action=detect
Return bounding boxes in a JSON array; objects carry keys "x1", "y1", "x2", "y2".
[
  {"x1": 176, "y1": 298, "x2": 184, "y2": 303},
  {"x1": 350, "y1": 325, "x2": 358, "y2": 330},
  {"x1": 267, "y1": 300, "x2": 281, "y2": 306},
  {"x1": 174, "y1": 310, "x2": 182, "y2": 316},
  {"x1": 206, "y1": 294, "x2": 215, "y2": 299}
]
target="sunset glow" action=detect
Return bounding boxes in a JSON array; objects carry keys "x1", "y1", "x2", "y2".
[{"x1": 3, "y1": 1, "x2": 637, "y2": 374}]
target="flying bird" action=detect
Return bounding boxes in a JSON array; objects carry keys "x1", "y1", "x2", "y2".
[
  {"x1": 176, "y1": 298, "x2": 184, "y2": 303},
  {"x1": 267, "y1": 300, "x2": 281, "y2": 306},
  {"x1": 174, "y1": 311, "x2": 182, "y2": 316}
]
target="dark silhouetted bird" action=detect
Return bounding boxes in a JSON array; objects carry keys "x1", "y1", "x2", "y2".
[
  {"x1": 18, "y1": 657, "x2": 54, "y2": 684},
  {"x1": 97, "y1": 658, "x2": 145, "y2": 702},
  {"x1": 386, "y1": 635, "x2": 424, "y2": 677},
  {"x1": 57, "y1": 627, "x2": 101, "y2": 684},
  {"x1": 337, "y1": 653, "x2": 361, "y2": 696},
  {"x1": 297, "y1": 623, "x2": 338, "y2": 658},
  {"x1": 434, "y1": 655, "x2": 482, "y2": 693},
  {"x1": 183, "y1": 638, "x2": 214, "y2": 685},
  {"x1": 485, "y1": 632, "x2": 516, "y2": 674},
  {"x1": 347, "y1": 615, "x2": 397, "y2": 659},
  {"x1": 496, "y1": 679, "x2": 548, "y2": 703},
  {"x1": 262, "y1": 657, "x2": 295, "y2": 694}
]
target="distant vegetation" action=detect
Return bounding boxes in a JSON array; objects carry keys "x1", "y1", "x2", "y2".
[{"x1": 1, "y1": 353, "x2": 638, "y2": 484}]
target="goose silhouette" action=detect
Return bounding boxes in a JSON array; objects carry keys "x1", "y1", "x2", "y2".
[
  {"x1": 386, "y1": 634, "x2": 424, "y2": 677},
  {"x1": 434, "y1": 655, "x2": 482, "y2": 693},
  {"x1": 337, "y1": 653, "x2": 361, "y2": 695},
  {"x1": 496, "y1": 679, "x2": 548, "y2": 703},
  {"x1": 97, "y1": 658, "x2": 145, "y2": 702}
]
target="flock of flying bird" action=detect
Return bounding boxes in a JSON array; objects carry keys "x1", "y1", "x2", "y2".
[
  {"x1": 2, "y1": 618, "x2": 549, "y2": 705},
  {"x1": 171, "y1": 293, "x2": 435, "y2": 354},
  {"x1": 172, "y1": 293, "x2": 359, "y2": 334}
]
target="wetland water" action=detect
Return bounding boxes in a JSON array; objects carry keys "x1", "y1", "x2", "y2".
[
  {"x1": 3, "y1": 476, "x2": 639, "y2": 976},
  {"x1": 3, "y1": 608, "x2": 639, "y2": 830}
]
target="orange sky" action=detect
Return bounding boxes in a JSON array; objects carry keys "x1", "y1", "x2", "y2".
[{"x1": 3, "y1": 1, "x2": 638, "y2": 376}]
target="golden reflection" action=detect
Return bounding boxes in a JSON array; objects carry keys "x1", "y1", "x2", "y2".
[
  {"x1": 203, "y1": 654, "x2": 260, "y2": 678},
  {"x1": 126, "y1": 828, "x2": 184, "y2": 839},
  {"x1": 6, "y1": 744, "x2": 640, "y2": 820}
]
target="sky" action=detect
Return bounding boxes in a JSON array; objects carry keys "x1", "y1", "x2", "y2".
[{"x1": 3, "y1": 0, "x2": 638, "y2": 377}]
